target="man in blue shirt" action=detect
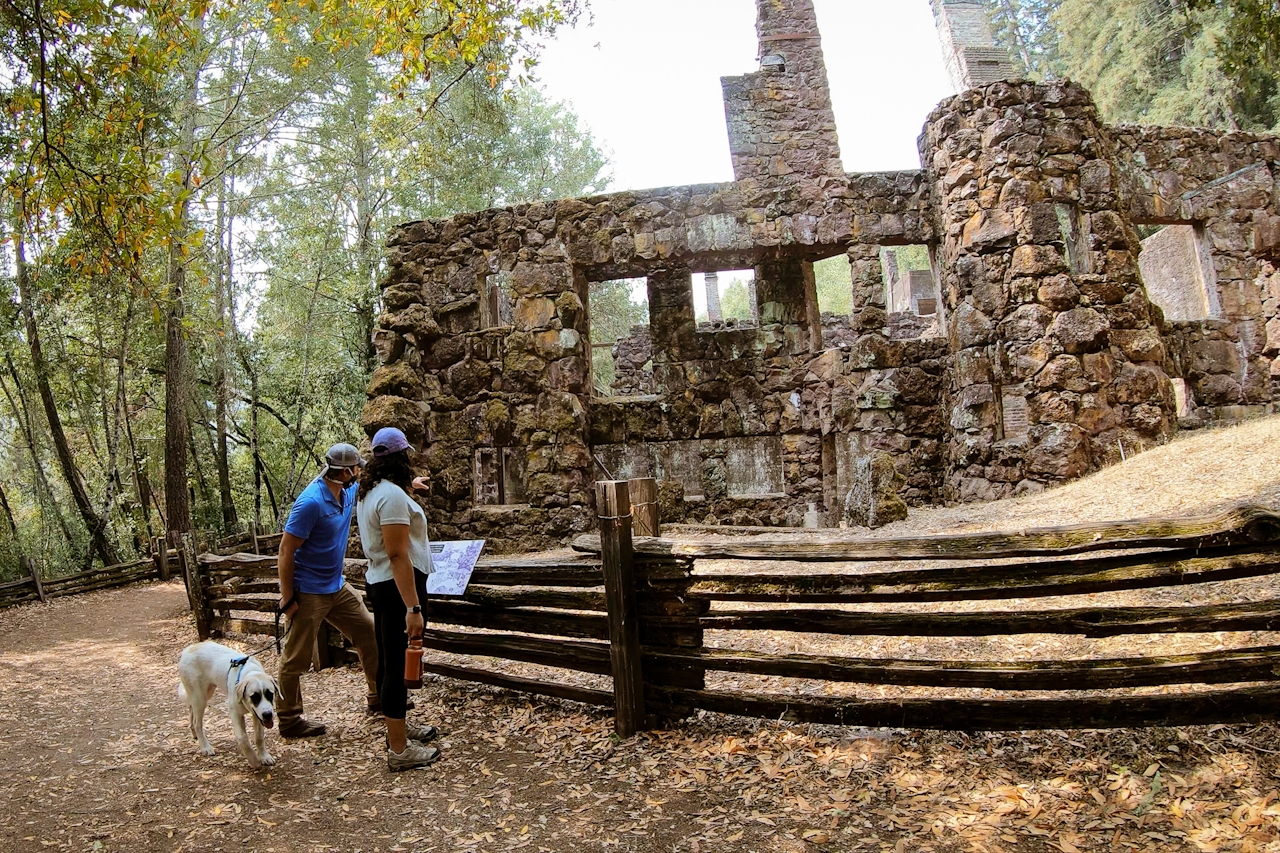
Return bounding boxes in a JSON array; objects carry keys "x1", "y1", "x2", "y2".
[{"x1": 276, "y1": 443, "x2": 380, "y2": 738}]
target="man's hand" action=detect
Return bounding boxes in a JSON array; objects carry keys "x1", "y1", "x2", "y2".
[
  {"x1": 411, "y1": 475, "x2": 430, "y2": 494},
  {"x1": 280, "y1": 597, "x2": 299, "y2": 618},
  {"x1": 405, "y1": 609, "x2": 425, "y2": 639}
]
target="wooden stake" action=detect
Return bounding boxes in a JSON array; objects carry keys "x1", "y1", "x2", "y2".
[
  {"x1": 153, "y1": 535, "x2": 170, "y2": 582},
  {"x1": 628, "y1": 478, "x2": 660, "y2": 537},
  {"x1": 597, "y1": 479, "x2": 645, "y2": 737},
  {"x1": 177, "y1": 531, "x2": 211, "y2": 640},
  {"x1": 23, "y1": 556, "x2": 45, "y2": 603}
]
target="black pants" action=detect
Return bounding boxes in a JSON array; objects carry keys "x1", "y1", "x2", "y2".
[{"x1": 367, "y1": 570, "x2": 429, "y2": 720}]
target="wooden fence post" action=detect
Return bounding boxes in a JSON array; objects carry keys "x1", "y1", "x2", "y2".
[
  {"x1": 628, "y1": 477, "x2": 659, "y2": 537},
  {"x1": 23, "y1": 556, "x2": 46, "y2": 603},
  {"x1": 175, "y1": 531, "x2": 211, "y2": 640},
  {"x1": 637, "y1": 556, "x2": 706, "y2": 711},
  {"x1": 152, "y1": 536, "x2": 170, "y2": 581},
  {"x1": 597, "y1": 479, "x2": 645, "y2": 738}
]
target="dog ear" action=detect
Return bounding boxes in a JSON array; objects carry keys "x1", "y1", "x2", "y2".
[
  {"x1": 270, "y1": 677, "x2": 280, "y2": 699},
  {"x1": 234, "y1": 677, "x2": 252, "y2": 708}
]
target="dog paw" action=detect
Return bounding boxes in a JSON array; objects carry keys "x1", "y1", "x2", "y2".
[
  {"x1": 198, "y1": 744, "x2": 215, "y2": 756},
  {"x1": 260, "y1": 752, "x2": 276, "y2": 766}
]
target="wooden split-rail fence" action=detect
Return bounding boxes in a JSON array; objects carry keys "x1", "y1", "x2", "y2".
[
  {"x1": 0, "y1": 536, "x2": 182, "y2": 611},
  {"x1": 194, "y1": 480, "x2": 1280, "y2": 735}
]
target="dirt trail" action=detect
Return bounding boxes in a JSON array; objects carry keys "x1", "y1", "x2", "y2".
[
  {"x1": 0, "y1": 582, "x2": 708, "y2": 853},
  {"x1": 2, "y1": 583, "x2": 1279, "y2": 853},
  {"x1": 7, "y1": 418, "x2": 1280, "y2": 853}
]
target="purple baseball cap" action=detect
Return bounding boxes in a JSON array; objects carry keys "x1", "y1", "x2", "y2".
[{"x1": 370, "y1": 426, "x2": 415, "y2": 457}]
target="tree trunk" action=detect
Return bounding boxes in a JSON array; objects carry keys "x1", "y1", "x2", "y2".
[
  {"x1": 351, "y1": 55, "x2": 382, "y2": 373},
  {"x1": 164, "y1": 9, "x2": 206, "y2": 548},
  {"x1": 244, "y1": 353, "x2": 263, "y2": 532},
  {"x1": 212, "y1": 163, "x2": 238, "y2": 533},
  {"x1": 12, "y1": 209, "x2": 122, "y2": 568},
  {"x1": 0, "y1": 480, "x2": 31, "y2": 574},
  {"x1": 0, "y1": 355, "x2": 78, "y2": 549}
]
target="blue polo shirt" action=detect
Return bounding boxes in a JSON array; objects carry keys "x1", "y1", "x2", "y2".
[{"x1": 283, "y1": 477, "x2": 357, "y2": 594}]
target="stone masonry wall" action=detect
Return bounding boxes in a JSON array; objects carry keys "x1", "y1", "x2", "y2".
[
  {"x1": 922, "y1": 80, "x2": 1177, "y2": 503},
  {"x1": 1113, "y1": 127, "x2": 1280, "y2": 420},
  {"x1": 366, "y1": 1, "x2": 1280, "y2": 551}
]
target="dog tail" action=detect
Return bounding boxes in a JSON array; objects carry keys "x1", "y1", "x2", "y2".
[{"x1": 177, "y1": 682, "x2": 187, "y2": 701}]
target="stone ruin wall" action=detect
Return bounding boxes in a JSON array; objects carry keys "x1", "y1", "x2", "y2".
[{"x1": 365, "y1": 0, "x2": 1280, "y2": 553}]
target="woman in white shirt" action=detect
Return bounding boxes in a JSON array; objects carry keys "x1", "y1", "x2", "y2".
[{"x1": 356, "y1": 426, "x2": 441, "y2": 772}]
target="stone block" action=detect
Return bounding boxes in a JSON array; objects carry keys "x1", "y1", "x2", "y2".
[
  {"x1": 961, "y1": 208, "x2": 1017, "y2": 251},
  {"x1": 999, "y1": 303, "x2": 1055, "y2": 341},
  {"x1": 1050, "y1": 307, "x2": 1109, "y2": 354},
  {"x1": 1011, "y1": 244, "x2": 1068, "y2": 276},
  {"x1": 513, "y1": 297, "x2": 557, "y2": 330},
  {"x1": 361, "y1": 395, "x2": 427, "y2": 444},
  {"x1": 1037, "y1": 275, "x2": 1080, "y2": 311},
  {"x1": 1026, "y1": 423, "x2": 1091, "y2": 479},
  {"x1": 368, "y1": 362, "x2": 424, "y2": 400}
]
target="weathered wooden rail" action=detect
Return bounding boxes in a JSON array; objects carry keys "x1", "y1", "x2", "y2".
[
  {"x1": 0, "y1": 544, "x2": 180, "y2": 610},
  {"x1": 194, "y1": 489, "x2": 1280, "y2": 734}
]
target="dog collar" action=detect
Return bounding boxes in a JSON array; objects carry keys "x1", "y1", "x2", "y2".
[{"x1": 229, "y1": 655, "x2": 250, "y2": 685}]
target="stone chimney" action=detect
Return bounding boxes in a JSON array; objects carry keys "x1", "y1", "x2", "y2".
[
  {"x1": 705, "y1": 271, "x2": 723, "y2": 323},
  {"x1": 930, "y1": 0, "x2": 1017, "y2": 91},
  {"x1": 720, "y1": 0, "x2": 844, "y2": 184}
]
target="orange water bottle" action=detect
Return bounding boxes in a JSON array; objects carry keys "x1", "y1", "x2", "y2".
[{"x1": 404, "y1": 637, "x2": 424, "y2": 688}]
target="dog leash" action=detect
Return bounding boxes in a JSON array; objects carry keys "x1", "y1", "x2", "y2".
[{"x1": 227, "y1": 596, "x2": 295, "y2": 677}]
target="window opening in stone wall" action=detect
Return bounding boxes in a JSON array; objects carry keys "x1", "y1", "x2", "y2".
[
  {"x1": 693, "y1": 269, "x2": 756, "y2": 329},
  {"x1": 815, "y1": 253, "x2": 856, "y2": 349},
  {"x1": 588, "y1": 278, "x2": 651, "y2": 397},
  {"x1": 479, "y1": 272, "x2": 514, "y2": 328},
  {"x1": 881, "y1": 246, "x2": 936, "y2": 314},
  {"x1": 1135, "y1": 223, "x2": 1220, "y2": 321},
  {"x1": 881, "y1": 245, "x2": 940, "y2": 339},
  {"x1": 814, "y1": 255, "x2": 853, "y2": 316},
  {"x1": 474, "y1": 447, "x2": 527, "y2": 506}
]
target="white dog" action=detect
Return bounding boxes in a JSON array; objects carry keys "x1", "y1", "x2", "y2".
[{"x1": 177, "y1": 640, "x2": 278, "y2": 769}]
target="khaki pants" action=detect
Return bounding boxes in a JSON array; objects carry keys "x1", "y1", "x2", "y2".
[{"x1": 278, "y1": 583, "x2": 379, "y2": 727}]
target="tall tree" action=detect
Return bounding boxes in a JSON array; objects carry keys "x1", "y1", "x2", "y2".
[
  {"x1": 12, "y1": 212, "x2": 122, "y2": 567},
  {"x1": 985, "y1": 0, "x2": 1059, "y2": 78},
  {"x1": 1184, "y1": 0, "x2": 1280, "y2": 79},
  {"x1": 1020, "y1": 0, "x2": 1280, "y2": 129}
]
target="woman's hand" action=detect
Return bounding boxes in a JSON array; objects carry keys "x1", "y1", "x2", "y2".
[
  {"x1": 411, "y1": 475, "x2": 430, "y2": 494},
  {"x1": 405, "y1": 609, "x2": 424, "y2": 640}
]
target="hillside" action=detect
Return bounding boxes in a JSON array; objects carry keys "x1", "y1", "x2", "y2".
[{"x1": 875, "y1": 414, "x2": 1280, "y2": 536}]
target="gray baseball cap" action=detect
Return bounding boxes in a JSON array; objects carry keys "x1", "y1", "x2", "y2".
[{"x1": 324, "y1": 443, "x2": 365, "y2": 469}]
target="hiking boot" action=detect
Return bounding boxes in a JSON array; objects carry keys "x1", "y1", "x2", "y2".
[
  {"x1": 405, "y1": 722, "x2": 438, "y2": 743},
  {"x1": 366, "y1": 698, "x2": 415, "y2": 716},
  {"x1": 279, "y1": 719, "x2": 327, "y2": 739},
  {"x1": 387, "y1": 741, "x2": 440, "y2": 772}
]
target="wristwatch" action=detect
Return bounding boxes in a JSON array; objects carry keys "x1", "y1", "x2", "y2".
[{"x1": 407, "y1": 605, "x2": 423, "y2": 614}]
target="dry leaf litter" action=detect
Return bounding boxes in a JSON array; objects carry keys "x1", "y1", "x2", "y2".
[{"x1": 2, "y1": 417, "x2": 1280, "y2": 852}]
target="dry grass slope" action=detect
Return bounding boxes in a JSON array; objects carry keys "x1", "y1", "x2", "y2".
[{"x1": 878, "y1": 414, "x2": 1280, "y2": 536}]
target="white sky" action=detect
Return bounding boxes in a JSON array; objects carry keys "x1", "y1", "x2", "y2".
[{"x1": 533, "y1": 0, "x2": 957, "y2": 193}]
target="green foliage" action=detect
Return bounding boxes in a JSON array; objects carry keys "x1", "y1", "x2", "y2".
[
  {"x1": 0, "y1": 0, "x2": 607, "y2": 567},
  {"x1": 814, "y1": 256, "x2": 852, "y2": 316},
  {"x1": 985, "y1": 0, "x2": 1059, "y2": 77},
  {"x1": 1184, "y1": 0, "x2": 1280, "y2": 79},
  {"x1": 587, "y1": 279, "x2": 647, "y2": 392},
  {"x1": 1003, "y1": 0, "x2": 1280, "y2": 129},
  {"x1": 720, "y1": 279, "x2": 753, "y2": 322}
]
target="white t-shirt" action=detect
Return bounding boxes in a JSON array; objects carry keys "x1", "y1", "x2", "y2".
[{"x1": 357, "y1": 480, "x2": 434, "y2": 585}]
